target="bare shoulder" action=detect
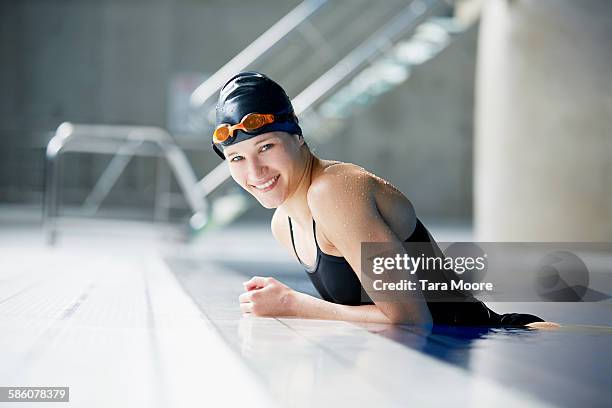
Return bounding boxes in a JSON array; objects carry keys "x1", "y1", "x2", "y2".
[
  {"x1": 308, "y1": 161, "x2": 418, "y2": 241},
  {"x1": 307, "y1": 162, "x2": 375, "y2": 205}
]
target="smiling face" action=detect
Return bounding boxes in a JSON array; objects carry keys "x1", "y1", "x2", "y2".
[{"x1": 224, "y1": 131, "x2": 305, "y2": 208}]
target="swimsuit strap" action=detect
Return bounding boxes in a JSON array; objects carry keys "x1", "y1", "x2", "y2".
[
  {"x1": 288, "y1": 217, "x2": 309, "y2": 266},
  {"x1": 287, "y1": 161, "x2": 342, "y2": 263},
  {"x1": 288, "y1": 216, "x2": 324, "y2": 268},
  {"x1": 307, "y1": 161, "x2": 342, "y2": 252},
  {"x1": 311, "y1": 218, "x2": 322, "y2": 252}
]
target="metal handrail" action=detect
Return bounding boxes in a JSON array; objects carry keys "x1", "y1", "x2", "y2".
[
  {"x1": 293, "y1": 0, "x2": 438, "y2": 111},
  {"x1": 44, "y1": 122, "x2": 208, "y2": 244},
  {"x1": 189, "y1": 0, "x2": 327, "y2": 109}
]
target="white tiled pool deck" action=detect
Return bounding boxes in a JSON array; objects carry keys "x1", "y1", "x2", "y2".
[{"x1": 1, "y1": 211, "x2": 611, "y2": 407}]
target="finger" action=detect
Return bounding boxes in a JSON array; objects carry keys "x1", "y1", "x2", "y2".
[
  {"x1": 238, "y1": 291, "x2": 254, "y2": 303},
  {"x1": 243, "y1": 276, "x2": 268, "y2": 291},
  {"x1": 240, "y1": 302, "x2": 253, "y2": 314},
  {"x1": 244, "y1": 283, "x2": 264, "y2": 291},
  {"x1": 243, "y1": 276, "x2": 266, "y2": 289}
]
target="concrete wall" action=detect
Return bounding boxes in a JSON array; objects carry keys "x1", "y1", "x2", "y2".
[{"x1": 475, "y1": 0, "x2": 612, "y2": 240}]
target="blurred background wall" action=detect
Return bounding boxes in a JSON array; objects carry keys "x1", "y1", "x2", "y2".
[
  {"x1": 0, "y1": 0, "x2": 476, "y2": 223},
  {"x1": 475, "y1": 0, "x2": 612, "y2": 241}
]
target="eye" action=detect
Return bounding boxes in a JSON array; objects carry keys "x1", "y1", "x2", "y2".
[
  {"x1": 230, "y1": 155, "x2": 244, "y2": 162},
  {"x1": 260, "y1": 143, "x2": 273, "y2": 152}
]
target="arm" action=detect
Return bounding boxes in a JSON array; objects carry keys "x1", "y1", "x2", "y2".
[
  {"x1": 266, "y1": 205, "x2": 393, "y2": 323},
  {"x1": 240, "y1": 276, "x2": 393, "y2": 323},
  {"x1": 306, "y1": 168, "x2": 432, "y2": 325},
  {"x1": 289, "y1": 290, "x2": 394, "y2": 324}
]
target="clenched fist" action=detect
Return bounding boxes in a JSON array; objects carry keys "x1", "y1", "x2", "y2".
[{"x1": 239, "y1": 276, "x2": 296, "y2": 317}]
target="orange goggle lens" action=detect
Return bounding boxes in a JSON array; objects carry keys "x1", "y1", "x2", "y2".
[{"x1": 212, "y1": 113, "x2": 275, "y2": 144}]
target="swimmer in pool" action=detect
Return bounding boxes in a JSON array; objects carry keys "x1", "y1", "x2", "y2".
[{"x1": 212, "y1": 71, "x2": 558, "y2": 329}]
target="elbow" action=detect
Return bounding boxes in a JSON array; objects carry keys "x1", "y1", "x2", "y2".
[
  {"x1": 386, "y1": 314, "x2": 414, "y2": 325},
  {"x1": 381, "y1": 308, "x2": 410, "y2": 325},
  {"x1": 383, "y1": 305, "x2": 433, "y2": 326}
]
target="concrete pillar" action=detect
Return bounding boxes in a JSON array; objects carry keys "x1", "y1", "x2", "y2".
[{"x1": 475, "y1": 0, "x2": 612, "y2": 241}]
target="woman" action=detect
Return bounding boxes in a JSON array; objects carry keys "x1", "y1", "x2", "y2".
[{"x1": 212, "y1": 71, "x2": 556, "y2": 328}]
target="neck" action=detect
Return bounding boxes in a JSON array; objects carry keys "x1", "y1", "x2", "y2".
[{"x1": 280, "y1": 147, "x2": 319, "y2": 228}]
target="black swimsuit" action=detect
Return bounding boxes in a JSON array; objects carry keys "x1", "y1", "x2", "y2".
[{"x1": 288, "y1": 216, "x2": 545, "y2": 327}]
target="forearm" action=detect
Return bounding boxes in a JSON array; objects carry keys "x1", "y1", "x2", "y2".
[{"x1": 287, "y1": 290, "x2": 393, "y2": 324}]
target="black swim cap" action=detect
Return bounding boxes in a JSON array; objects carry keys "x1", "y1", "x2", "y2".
[{"x1": 212, "y1": 71, "x2": 302, "y2": 160}]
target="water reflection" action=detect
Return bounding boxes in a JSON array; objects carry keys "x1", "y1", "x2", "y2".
[
  {"x1": 359, "y1": 323, "x2": 541, "y2": 369},
  {"x1": 237, "y1": 316, "x2": 382, "y2": 405}
]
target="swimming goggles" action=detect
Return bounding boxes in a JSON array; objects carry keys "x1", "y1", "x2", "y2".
[{"x1": 212, "y1": 112, "x2": 295, "y2": 145}]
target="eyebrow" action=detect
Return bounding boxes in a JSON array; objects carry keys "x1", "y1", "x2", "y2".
[
  {"x1": 226, "y1": 135, "x2": 279, "y2": 157},
  {"x1": 255, "y1": 135, "x2": 278, "y2": 145}
]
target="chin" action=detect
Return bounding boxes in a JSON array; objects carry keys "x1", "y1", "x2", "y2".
[
  {"x1": 255, "y1": 189, "x2": 286, "y2": 209},
  {"x1": 258, "y1": 196, "x2": 284, "y2": 209},
  {"x1": 250, "y1": 180, "x2": 287, "y2": 209}
]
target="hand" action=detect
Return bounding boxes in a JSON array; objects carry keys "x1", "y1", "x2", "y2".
[{"x1": 239, "y1": 276, "x2": 295, "y2": 317}]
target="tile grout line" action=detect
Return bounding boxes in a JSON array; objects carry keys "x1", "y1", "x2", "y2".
[{"x1": 142, "y1": 265, "x2": 170, "y2": 408}]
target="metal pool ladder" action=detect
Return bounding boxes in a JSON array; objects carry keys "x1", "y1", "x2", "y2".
[{"x1": 44, "y1": 122, "x2": 208, "y2": 244}]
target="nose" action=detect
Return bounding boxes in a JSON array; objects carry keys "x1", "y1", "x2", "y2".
[{"x1": 247, "y1": 156, "x2": 267, "y2": 181}]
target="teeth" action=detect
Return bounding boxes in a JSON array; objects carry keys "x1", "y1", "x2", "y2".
[{"x1": 254, "y1": 176, "x2": 278, "y2": 190}]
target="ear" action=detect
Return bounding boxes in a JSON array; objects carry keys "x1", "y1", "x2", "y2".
[{"x1": 295, "y1": 133, "x2": 305, "y2": 146}]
